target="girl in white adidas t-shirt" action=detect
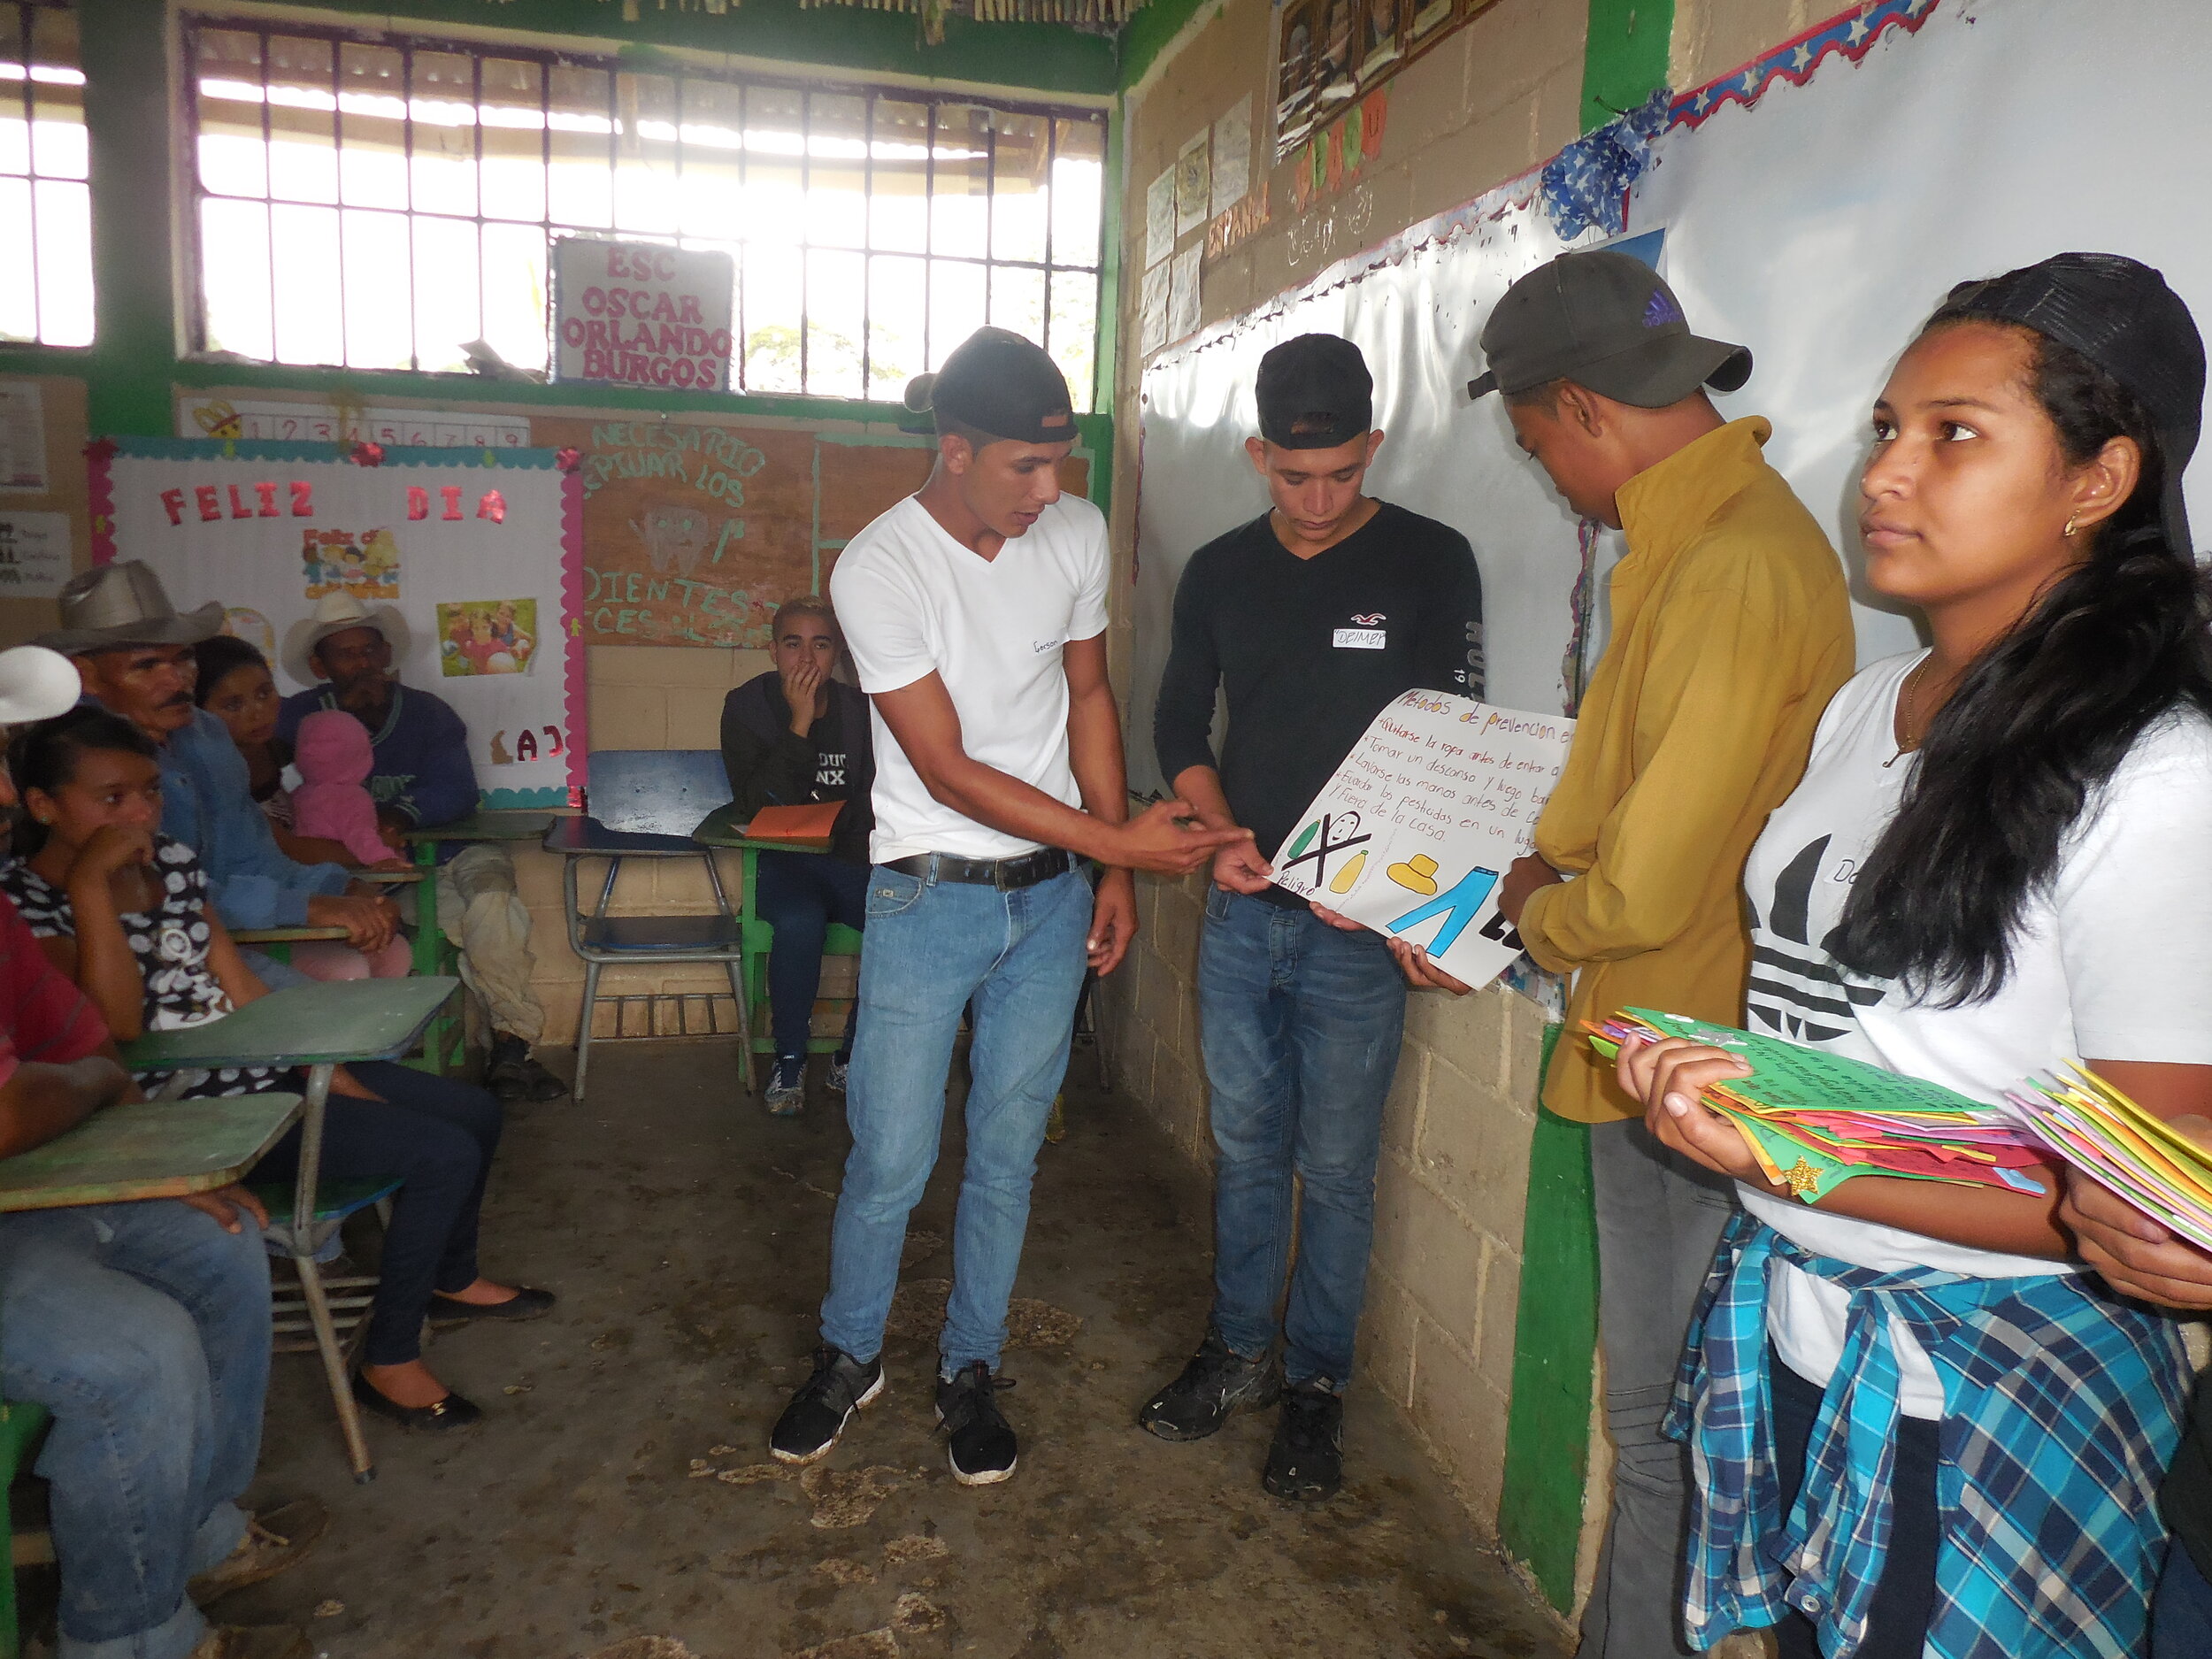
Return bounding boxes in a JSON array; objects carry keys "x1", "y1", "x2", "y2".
[{"x1": 1618, "y1": 255, "x2": 2212, "y2": 1659}]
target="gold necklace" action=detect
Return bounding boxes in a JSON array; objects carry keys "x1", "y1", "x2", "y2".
[{"x1": 1887, "y1": 657, "x2": 1933, "y2": 767}]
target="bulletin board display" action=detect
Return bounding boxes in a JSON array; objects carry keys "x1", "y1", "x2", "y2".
[
  {"x1": 533, "y1": 416, "x2": 1093, "y2": 649},
  {"x1": 1134, "y1": 0, "x2": 2212, "y2": 796},
  {"x1": 89, "y1": 440, "x2": 584, "y2": 809}
]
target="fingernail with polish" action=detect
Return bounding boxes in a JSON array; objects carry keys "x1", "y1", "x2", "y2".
[{"x1": 1664, "y1": 1094, "x2": 1691, "y2": 1117}]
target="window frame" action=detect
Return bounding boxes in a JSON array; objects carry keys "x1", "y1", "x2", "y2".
[
  {"x1": 178, "y1": 13, "x2": 1109, "y2": 405},
  {"x1": 0, "y1": 0, "x2": 89, "y2": 350}
]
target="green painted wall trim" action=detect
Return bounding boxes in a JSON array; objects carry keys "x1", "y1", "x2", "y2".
[
  {"x1": 1114, "y1": 0, "x2": 1212, "y2": 90},
  {"x1": 1581, "y1": 0, "x2": 1674, "y2": 127},
  {"x1": 263, "y1": 0, "x2": 1118, "y2": 98},
  {"x1": 1498, "y1": 1024, "x2": 1601, "y2": 1613}
]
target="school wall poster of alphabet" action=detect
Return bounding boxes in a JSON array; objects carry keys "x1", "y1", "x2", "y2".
[
  {"x1": 1270, "y1": 691, "x2": 1573, "y2": 991},
  {"x1": 90, "y1": 439, "x2": 585, "y2": 810}
]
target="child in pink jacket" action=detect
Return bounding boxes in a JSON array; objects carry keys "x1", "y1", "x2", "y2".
[{"x1": 289, "y1": 709, "x2": 397, "y2": 869}]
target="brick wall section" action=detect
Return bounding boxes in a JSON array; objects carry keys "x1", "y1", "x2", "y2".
[{"x1": 1102, "y1": 869, "x2": 1550, "y2": 1529}]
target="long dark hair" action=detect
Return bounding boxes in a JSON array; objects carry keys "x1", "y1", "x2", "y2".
[
  {"x1": 1831, "y1": 311, "x2": 2212, "y2": 1003},
  {"x1": 7, "y1": 707, "x2": 159, "y2": 862},
  {"x1": 192, "y1": 634, "x2": 268, "y2": 705}
]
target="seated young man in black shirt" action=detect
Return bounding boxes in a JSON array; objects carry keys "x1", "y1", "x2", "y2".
[
  {"x1": 719, "y1": 596, "x2": 875, "y2": 1115},
  {"x1": 1140, "y1": 334, "x2": 1484, "y2": 1500}
]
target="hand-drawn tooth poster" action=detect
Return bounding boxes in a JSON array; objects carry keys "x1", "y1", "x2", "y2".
[
  {"x1": 531, "y1": 416, "x2": 1093, "y2": 649},
  {"x1": 1270, "y1": 690, "x2": 1572, "y2": 990},
  {"x1": 90, "y1": 440, "x2": 583, "y2": 809}
]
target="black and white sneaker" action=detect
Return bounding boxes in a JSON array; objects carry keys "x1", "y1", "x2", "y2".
[
  {"x1": 936, "y1": 1362, "x2": 1018, "y2": 1486},
  {"x1": 764, "y1": 1056, "x2": 806, "y2": 1117},
  {"x1": 1137, "y1": 1326, "x2": 1282, "y2": 1441},
  {"x1": 1263, "y1": 1378, "x2": 1345, "y2": 1502},
  {"x1": 770, "y1": 1346, "x2": 883, "y2": 1464},
  {"x1": 825, "y1": 1053, "x2": 849, "y2": 1094}
]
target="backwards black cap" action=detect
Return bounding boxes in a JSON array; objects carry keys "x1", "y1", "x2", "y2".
[
  {"x1": 903, "y1": 327, "x2": 1076, "y2": 446},
  {"x1": 1256, "y1": 334, "x2": 1373, "y2": 449},
  {"x1": 1937, "y1": 252, "x2": 2204, "y2": 556},
  {"x1": 1469, "y1": 250, "x2": 1750, "y2": 408}
]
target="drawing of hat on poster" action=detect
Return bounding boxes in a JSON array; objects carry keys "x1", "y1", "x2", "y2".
[
  {"x1": 282, "y1": 589, "x2": 413, "y2": 687},
  {"x1": 436, "y1": 598, "x2": 536, "y2": 677}
]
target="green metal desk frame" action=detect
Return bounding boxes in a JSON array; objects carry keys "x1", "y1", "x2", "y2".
[{"x1": 690, "y1": 805, "x2": 861, "y2": 1059}]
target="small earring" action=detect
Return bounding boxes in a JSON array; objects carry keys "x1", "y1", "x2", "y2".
[{"x1": 2063, "y1": 514, "x2": 2079, "y2": 538}]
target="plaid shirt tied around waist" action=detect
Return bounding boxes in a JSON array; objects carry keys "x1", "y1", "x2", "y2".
[{"x1": 1663, "y1": 1209, "x2": 2187, "y2": 1658}]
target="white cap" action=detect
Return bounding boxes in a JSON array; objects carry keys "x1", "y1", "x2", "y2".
[{"x1": 0, "y1": 646, "x2": 83, "y2": 726}]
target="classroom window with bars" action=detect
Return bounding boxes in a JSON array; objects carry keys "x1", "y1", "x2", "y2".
[
  {"x1": 0, "y1": 1, "x2": 91, "y2": 348},
  {"x1": 183, "y1": 19, "x2": 1110, "y2": 409}
]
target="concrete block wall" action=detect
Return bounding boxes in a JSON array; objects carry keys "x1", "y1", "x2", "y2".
[{"x1": 1101, "y1": 870, "x2": 1551, "y2": 1530}]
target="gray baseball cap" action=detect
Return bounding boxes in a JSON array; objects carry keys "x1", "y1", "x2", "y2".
[{"x1": 1468, "y1": 250, "x2": 1751, "y2": 408}]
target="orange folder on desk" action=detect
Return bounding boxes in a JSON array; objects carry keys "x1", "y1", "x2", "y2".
[{"x1": 747, "y1": 802, "x2": 843, "y2": 847}]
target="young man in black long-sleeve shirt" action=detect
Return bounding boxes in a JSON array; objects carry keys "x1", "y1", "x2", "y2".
[{"x1": 1141, "y1": 334, "x2": 1483, "y2": 1500}]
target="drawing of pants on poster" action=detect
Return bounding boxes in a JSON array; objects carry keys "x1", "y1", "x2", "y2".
[{"x1": 1267, "y1": 689, "x2": 1574, "y2": 992}]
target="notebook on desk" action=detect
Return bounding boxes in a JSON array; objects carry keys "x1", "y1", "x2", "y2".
[{"x1": 746, "y1": 802, "x2": 843, "y2": 847}]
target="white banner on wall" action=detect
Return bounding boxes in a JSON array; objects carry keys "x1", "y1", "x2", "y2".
[
  {"x1": 93, "y1": 441, "x2": 585, "y2": 809},
  {"x1": 1130, "y1": 0, "x2": 2212, "y2": 795},
  {"x1": 553, "y1": 237, "x2": 735, "y2": 393}
]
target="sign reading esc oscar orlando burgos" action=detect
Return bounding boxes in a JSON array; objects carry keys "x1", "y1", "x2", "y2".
[{"x1": 552, "y1": 237, "x2": 736, "y2": 393}]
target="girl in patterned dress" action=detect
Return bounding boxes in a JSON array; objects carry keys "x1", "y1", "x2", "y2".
[{"x1": 3, "y1": 708, "x2": 554, "y2": 1431}]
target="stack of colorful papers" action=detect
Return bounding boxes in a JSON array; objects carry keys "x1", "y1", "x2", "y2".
[
  {"x1": 1585, "y1": 1008, "x2": 2048, "y2": 1202},
  {"x1": 2002, "y1": 1067, "x2": 2212, "y2": 1251}
]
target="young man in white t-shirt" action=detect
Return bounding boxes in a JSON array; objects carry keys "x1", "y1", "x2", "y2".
[{"x1": 770, "y1": 329, "x2": 1246, "y2": 1486}]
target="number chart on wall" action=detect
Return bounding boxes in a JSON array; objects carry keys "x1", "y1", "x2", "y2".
[
  {"x1": 534, "y1": 417, "x2": 1092, "y2": 649},
  {"x1": 91, "y1": 440, "x2": 585, "y2": 809}
]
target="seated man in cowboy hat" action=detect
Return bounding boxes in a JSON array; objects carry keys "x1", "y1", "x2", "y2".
[
  {"x1": 0, "y1": 641, "x2": 328, "y2": 1659},
  {"x1": 38, "y1": 564, "x2": 398, "y2": 975},
  {"x1": 276, "y1": 593, "x2": 565, "y2": 1102}
]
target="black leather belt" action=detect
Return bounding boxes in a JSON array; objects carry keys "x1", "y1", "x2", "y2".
[{"x1": 882, "y1": 848, "x2": 1072, "y2": 889}]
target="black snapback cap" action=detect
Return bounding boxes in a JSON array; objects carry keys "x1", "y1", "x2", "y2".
[
  {"x1": 903, "y1": 327, "x2": 1076, "y2": 445},
  {"x1": 1256, "y1": 334, "x2": 1373, "y2": 449},
  {"x1": 1468, "y1": 250, "x2": 1751, "y2": 409},
  {"x1": 1936, "y1": 252, "x2": 2203, "y2": 557}
]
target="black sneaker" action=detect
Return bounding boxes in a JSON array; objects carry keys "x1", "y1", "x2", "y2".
[
  {"x1": 770, "y1": 1346, "x2": 883, "y2": 1464},
  {"x1": 487, "y1": 1035, "x2": 567, "y2": 1102},
  {"x1": 1263, "y1": 1379, "x2": 1344, "y2": 1502},
  {"x1": 1137, "y1": 1327, "x2": 1282, "y2": 1441},
  {"x1": 936, "y1": 1361, "x2": 1018, "y2": 1486}
]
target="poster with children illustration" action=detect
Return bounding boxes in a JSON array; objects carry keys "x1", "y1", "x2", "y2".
[
  {"x1": 91, "y1": 439, "x2": 582, "y2": 810},
  {"x1": 301, "y1": 527, "x2": 402, "y2": 599},
  {"x1": 1270, "y1": 690, "x2": 1573, "y2": 992},
  {"x1": 436, "y1": 599, "x2": 537, "y2": 677}
]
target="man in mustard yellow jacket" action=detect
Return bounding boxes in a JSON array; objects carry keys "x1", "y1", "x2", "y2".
[{"x1": 1430, "y1": 251, "x2": 1853, "y2": 1659}]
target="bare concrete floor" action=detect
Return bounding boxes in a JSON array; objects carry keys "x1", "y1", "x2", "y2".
[{"x1": 208, "y1": 1040, "x2": 1570, "y2": 1659}]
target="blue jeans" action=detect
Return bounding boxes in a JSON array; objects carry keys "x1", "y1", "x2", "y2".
[
  {"x1": 0, "y1": 1201, "x2": 270, "y2": 1659},
  {"x1": 757, "y1": 850, "x2": 869, "y2": 1059},
  {"x1": 252, "y1": 1060, "x2": 504, "y2": 1365},
  {"x1": 820, "y1": 863, "x2": 1089, "y2": 1375},
  {"x1": 2156, "y1": 1540, "x2": 2212, "y2": 1655},
  {"x1": 1198, "y1": 887, "x2": 1406, "y2": 1387}
]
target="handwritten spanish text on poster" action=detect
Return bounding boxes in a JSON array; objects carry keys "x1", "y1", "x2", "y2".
[
  {"x1": 1270, "y1": 690, "x2": 1573, "y2": 991},
  {"x1": 552, "y1": 239, "x2": 736, "y2": 392}
]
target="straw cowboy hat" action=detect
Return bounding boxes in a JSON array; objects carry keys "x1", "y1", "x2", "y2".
[
  {"x1": 282, "y1": 590, "x2": 413, "y2": 686},
  {"x1": 35, "y1": 561, "x2": 226, "y2": 656}
]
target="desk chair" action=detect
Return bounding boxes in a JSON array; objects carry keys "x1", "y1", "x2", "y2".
[
  {"x1": 550, "y1": 752, "x2": 753, "y2": 1100},
  {"x1": 0, "y1": 1392, "x2": 47, "y2": 1659},
  {"x1": 734, "y1": 850, "x2": 862, "y2": 1064}
]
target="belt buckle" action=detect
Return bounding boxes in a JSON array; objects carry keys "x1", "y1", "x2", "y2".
[{"x1": 995, "y1": 855, "x2": 1019, "y2": 890}]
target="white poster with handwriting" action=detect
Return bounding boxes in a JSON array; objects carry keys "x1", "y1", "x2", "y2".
[{"x1": 1270, "y1": 691, "x2": 1573, "y2": 990}]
